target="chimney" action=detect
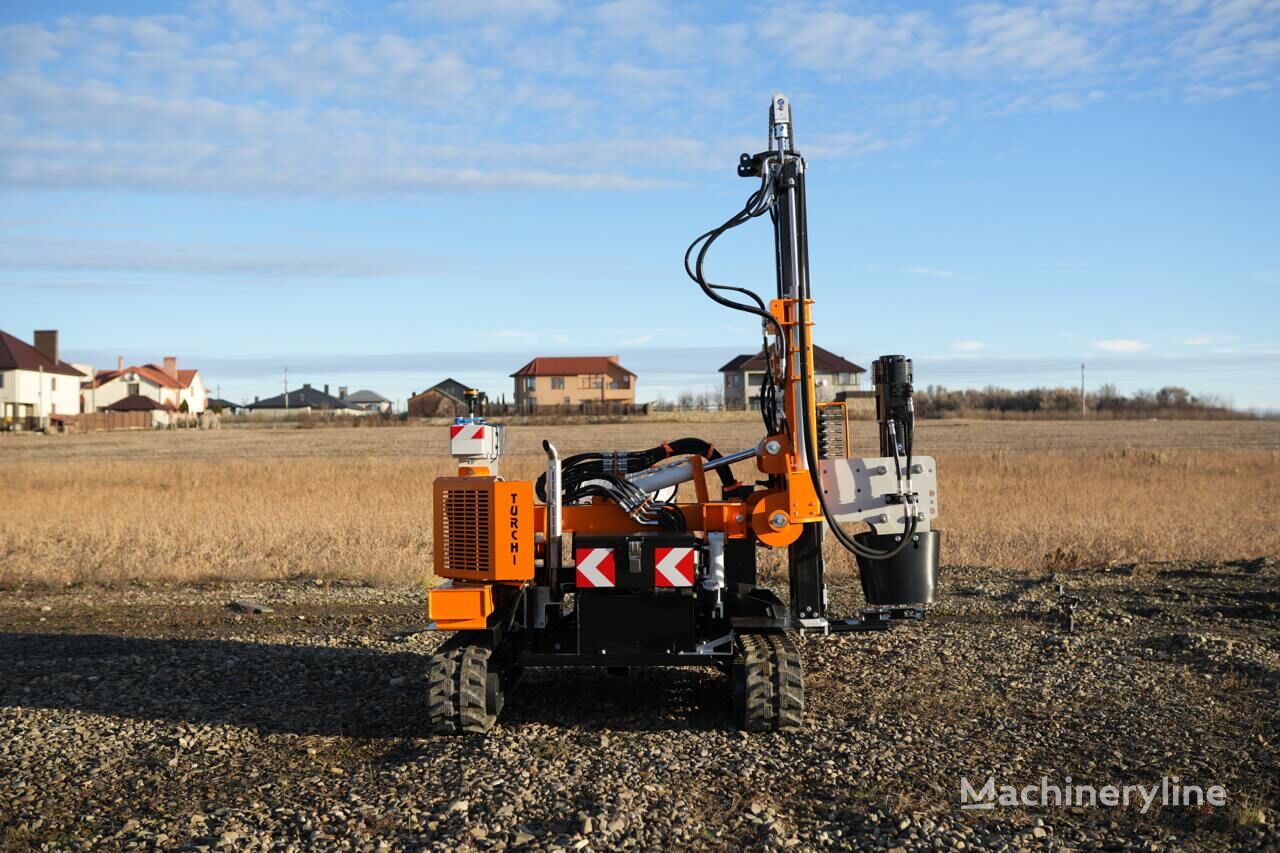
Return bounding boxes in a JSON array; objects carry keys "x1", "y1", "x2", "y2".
[
  {"x1": 302, "y1": 383, "x2": 311, "y2": 390},
  {"x1": 254, "y1": 395, "x2": 260, "y2": 403},
  {"x1": 117, "y1": 355, "x2": 124, "y2": 371},
  {"x1": 33, "y1": 330, "x2": 57, "y2": 364},
  {"x1": 339, "y1": 386, "x2": 348, "y2": 399},
  {"x1": 607, "y1": 355, "x2": 620, "y2": 363},
  {"x1": 324, "y1": 384, "x2": 330, "y2": 396},
  {"x1": 162, "y1": 356, "x2": 178, "y2": 379}
]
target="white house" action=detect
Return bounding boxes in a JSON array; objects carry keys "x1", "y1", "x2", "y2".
[
  {"x1": 82, "y1": 356, "x2": 208, "y2": 414},
  {"x1": 718, "y1": 345, "x2": 866, "y2": 410},
  {"x1": 341, "y1": 388, "x2": 393, "y2": 414},
  {"x1": 0, "y1": 329, "x2": 86, "y2": 428}
]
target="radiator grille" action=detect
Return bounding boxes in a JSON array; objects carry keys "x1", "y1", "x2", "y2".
[{"x1": 440, "y1": 488, "x2": 491, "y2": 574}]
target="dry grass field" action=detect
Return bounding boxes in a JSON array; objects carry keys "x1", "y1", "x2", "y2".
[{"x1": 2, "y1": 418, "x2": 1278, "y2": 587}]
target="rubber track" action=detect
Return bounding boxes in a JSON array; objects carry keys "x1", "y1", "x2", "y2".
[
  {"x1": 760, "y1": 632, "x2": 805, "y2": 729},
  {"x1": 737, "y1": 633, "x2": 775, "y2": 731},
  {"x1": 735, "y1": 633, "x2": 804, "y2": 731},
  {"x1": 427, "y1": 641, "x2": 495, "y2": 734}
]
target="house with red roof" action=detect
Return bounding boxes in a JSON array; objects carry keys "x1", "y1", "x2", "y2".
[
  {"x1": 0, "y1": 329, "x2": 87, "y2": 427},
  {"x1": 82, "y1": 356, "x2": 208, "y2": 415},
  {"x1": 510, "y1": 355, "x2": 636, "y2": 411}
]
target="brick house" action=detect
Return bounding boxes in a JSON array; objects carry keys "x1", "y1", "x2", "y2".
[
  {"x1": 511, "y1": 356, "x2": 636, "y2": 411},
  {"x1": 408, "y1": 378, "x2": 474, "y2": 418}
]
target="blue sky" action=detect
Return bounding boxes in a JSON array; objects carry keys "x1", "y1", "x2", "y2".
[{"x1": 2, "y1": 0, "x2": 1278, "y2": 408}]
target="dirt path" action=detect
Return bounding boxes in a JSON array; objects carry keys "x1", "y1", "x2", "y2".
[{"x1": 2, "y1": 560, "x2": 1277, "y2": 851}]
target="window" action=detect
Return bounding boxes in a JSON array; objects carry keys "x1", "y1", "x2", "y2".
[
  {"x1": 523, "y1": 377, "x2": 536, "y2": 391},
  {"x1": 0, "y1": 373, "x2": 4, "y2": 388},
  {"x1": 734, "y1": 374, "x2": 743, "y2": 388},
  {"x1": 51, "y1": 378, "x2": 57, "y2": 391},
  {"x1": 836, "y1": 372, "x2": 853, "y2": 385},
  {"x1": 128, "y1": 382, "x2": 140, "y2": 396},
  {"x1": 580, "y1": 375, "x2": 603, "y2": 389},
  {"x1": 551, "y1": 377, "x2": 565, "y2": 390}
]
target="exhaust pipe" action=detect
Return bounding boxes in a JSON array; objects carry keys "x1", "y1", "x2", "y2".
[{"x1": 543, "y1": 440, "x2": 562, "y2": 585}]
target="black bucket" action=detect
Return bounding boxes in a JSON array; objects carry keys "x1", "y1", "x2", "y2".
[{"x1": 854, "y1": 530, "x2": 941, "y2": 606}]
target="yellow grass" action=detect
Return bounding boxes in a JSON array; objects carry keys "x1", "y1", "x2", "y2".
[{"x1": 1, "y1": 421, "x2": 1277, "y2": 587}]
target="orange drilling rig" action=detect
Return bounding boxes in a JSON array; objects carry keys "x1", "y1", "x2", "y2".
[{"x1": 425, "y1": 94, "x2": 941, "y2": 732}]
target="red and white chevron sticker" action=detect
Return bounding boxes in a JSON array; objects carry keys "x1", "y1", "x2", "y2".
[
  {"x1": 654, "y1": 546, "x2": 695, "y2": 587},
  {"x1": 449, "y1": 424, "x2": 486, "y2": 440},
  {"x1": 575, "y1": 547, "x2": 616, "y2": 588}
]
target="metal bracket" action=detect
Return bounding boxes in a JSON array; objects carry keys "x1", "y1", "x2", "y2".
[
  {"x1": 690, "y1": 633, "x2": 735, "y2": 655},
  {"x1": 827, "y1": 607, "x2": 926, "y2": 632},
  {"x1": 817, "y1": 455, "x2": 938, "y2": 535},
  {"x1": 627, "y1": 540, "x2": 643, "y2": 575}
]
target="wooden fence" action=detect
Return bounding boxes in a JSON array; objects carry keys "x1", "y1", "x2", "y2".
[{"x1": 56, "y1": 411, "x2": 153, "y2": 432}]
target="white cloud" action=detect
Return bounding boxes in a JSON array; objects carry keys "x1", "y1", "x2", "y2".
[
  {"x1": 622, "y1": 334, "x2": 655, "y2": 346},
  {"x1": 956, "y1": 3, "x2": 1098, "y2": 75},
  {"x1": 999, "y1": 88, "x2": 1107, "y2": 113},
  {"x1": 905, "y1": 266, "x2": 960, "y2": 278},
  {"x1": 393, "y1": 0, "x2": 564, "y2": 22},
  {"x1": 758, "y1": 9, "x2": 947, "y2": 76},
  {"x1": 953, "y1": 340, "x2": 985, "y2": 351},
  {"x1": 1094, "y1": 339, "x2": 1150, "y2": 352},
  {"x1": 1, "y1": 0, "x2": 1276, "y2": 199},
  {"x1": 1183, "y1": 333, "x2": 1237, "y2": 345},
  {"x1": 486, "y1": 330, "x2": 539, "y2": 341}
]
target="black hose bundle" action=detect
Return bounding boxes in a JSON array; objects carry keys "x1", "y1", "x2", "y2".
[
  {"x1": 535, "y1": 438, "x2": 753, "y2": 532},
  {"x1": 684, "y1": 172, "x2": 786, "y2": 437},
  {"x1": 786, "y1": 173, "x2": 918, "y2": 561}
]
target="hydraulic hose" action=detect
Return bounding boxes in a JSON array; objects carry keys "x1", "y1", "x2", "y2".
[{"x1": 788, "y1": 171, "x2": 918, "y2": 562}]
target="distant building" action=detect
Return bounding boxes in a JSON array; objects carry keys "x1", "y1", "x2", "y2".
[
  {"x1": 511, "y1": 355, "x2": 636, "y2": 411},
  {"x1": 719, "y1": 345, "x2": 865, "y2": 410},
  {"x1": 341, "y1": 388, "x2": 392, "y2": 414},
  {"x1": 206, "y1": 398, "x2": 244, "y2": 415},
  {"x1": 105, "y1": 394, "x2": 174, "y2": 428},
  {"x1": 0, "y1": 329, "x2": 86, "y2": 427},
  {"x1": 408, "y1": 378, "x2": 474, "y2": 418},
  {"x1": 245, "y1": 384, "x2": 362, "y2": 418},
  {"x1": 83, "y1": 355, "x2": 208, "y2": 414}
]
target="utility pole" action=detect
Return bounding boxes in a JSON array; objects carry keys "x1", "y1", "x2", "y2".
[
  {"x1": 284, "y1": 367, "x2": 289, "y2": 415},
  {"x1": 1081, "y1": 363, "x2": 1086, "y2": 419}
]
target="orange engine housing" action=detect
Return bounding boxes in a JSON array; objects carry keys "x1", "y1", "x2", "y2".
[{"x1": 433, "y1": 476, "x2": 535, "y2": 582}]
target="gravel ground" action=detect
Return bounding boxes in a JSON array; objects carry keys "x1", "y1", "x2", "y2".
[{"x1": 2, "y1": 560, "x2": 1277, "y2": 851}]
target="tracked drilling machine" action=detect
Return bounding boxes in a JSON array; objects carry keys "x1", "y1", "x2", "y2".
[{"x1": 425, "y1": 94, "x2": 941, "y2": 732}]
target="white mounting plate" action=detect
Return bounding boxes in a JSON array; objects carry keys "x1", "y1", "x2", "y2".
[{"x1": 816, "y1": 456, "x2": 938, "y2": 535}]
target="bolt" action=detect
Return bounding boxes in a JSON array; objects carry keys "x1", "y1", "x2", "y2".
[
  {"x1": 734, "y1": 513, "x2": 745, "y2": 523},
  {"x1": 769, "y1": 512, "x2": 787, "y2": 529},
  {"x1": 764, "y1": 440, "x2": 782, "y2": 455}
]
